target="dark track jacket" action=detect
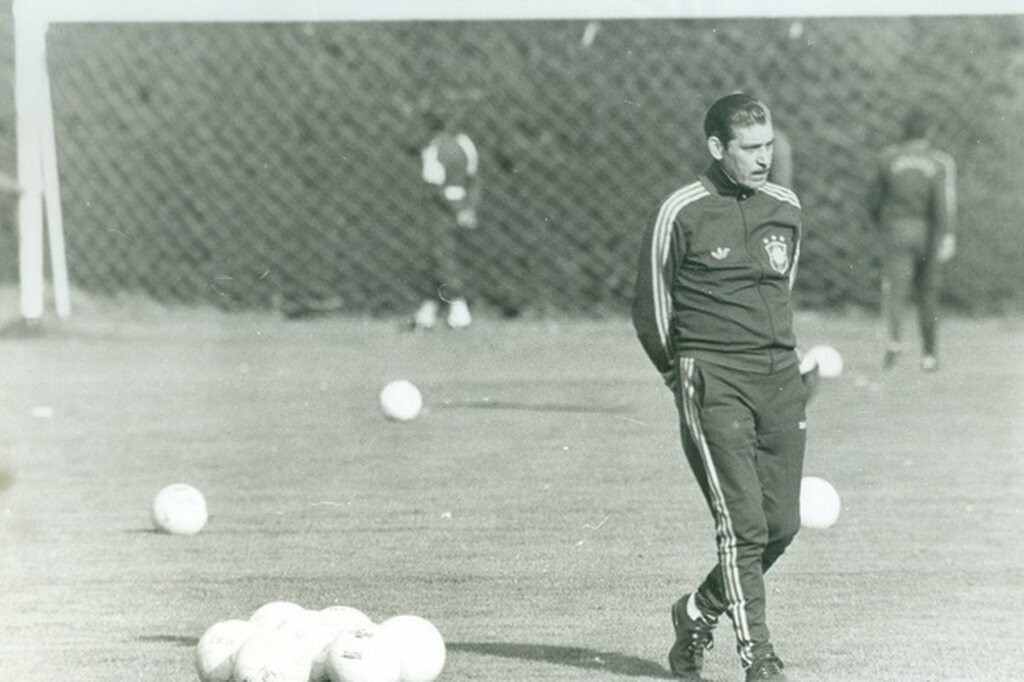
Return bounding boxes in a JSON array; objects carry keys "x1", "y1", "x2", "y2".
[
  {"x1": 867, "y1": 140, "x2": 956, "y2": 252},
  {"x1": 632, "y1": 163, "x2": 802, "y2": 376}
]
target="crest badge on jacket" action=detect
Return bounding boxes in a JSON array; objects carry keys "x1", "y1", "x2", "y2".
[{"x1": 763, "y1": 235, "x2": 789, "y2": 274}]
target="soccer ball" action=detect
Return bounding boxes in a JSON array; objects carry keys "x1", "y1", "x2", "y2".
[
  {"x1": 314, "y1": 606, "x2": 376, "y2": 680},
  {"x1": 804, "y1": 345, "x2": 843, "y2": 379},
  {"x1": 797, "y1": 348, "x2": 816, "y2": 375},
  {"x1": 800, "y1": 476, "x2": 841, "y2": 529},
  {"x1": 320, "y1": 606, "x2": 374, "y2": 633},
  {"x1": 378, "y1": 615, "x2": 446, "y2": 682},
  {"x1": 278, "y1": 611, "x2": 336, "y2": 682},
  {"x1": 195, "y1": 619, "x2": 256, "y2": 682},
  {"x1": 379, "y1": 380, "x2": 423, "y2": 422},
  {"x1": 281, "y1": 606, "x2": 373, "y2": 682},
  {"x1": 233, "y1": 629, "x2": 311, "y2": 682},
  {"x1": 249, "y1": 601, "x2": 308, "y2": 631},
  {"x1": 326, "y1": 624, "x2": 401, "y2": 682},
  {"x1": 151, "y1": 483, "x2": 207, "y2": 535}
]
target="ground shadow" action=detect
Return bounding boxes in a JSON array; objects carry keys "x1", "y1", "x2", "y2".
[
  {"x1": 138, "y1": 635, "x2": 673, "y2": 677},
  {"x1": 448, "y1": 641, "x2": 673, "y2": 678},
  {"x1": 0, "y1": 318, "x2": 44, "y2": 340},
  {"x1": 124, "y1": 516, "x2": 217, "y2": 534},
  {"x1": 441, "y1": 398, "x2": 626, "y2": 414},
  {"x1": 137, "y1": 634, "x2": 197, "y2": 647}
]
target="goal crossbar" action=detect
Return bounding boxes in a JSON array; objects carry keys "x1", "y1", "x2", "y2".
[{"x1": 20, "y1": 0, "x2": 1024, "y2": 25}]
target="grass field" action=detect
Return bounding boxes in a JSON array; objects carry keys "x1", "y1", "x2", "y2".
[{"x1": 0, "y1": 298, "x2": 1021, "y2": 681}]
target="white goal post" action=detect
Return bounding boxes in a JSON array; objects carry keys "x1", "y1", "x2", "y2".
[{"x1": 11, "y1": 0, "x2": 1013, "y2": 321}]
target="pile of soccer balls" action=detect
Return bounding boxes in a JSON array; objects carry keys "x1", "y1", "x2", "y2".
[
  {"x1": 162, "y1": 381, "x2": 443, "y2": 681},
  {"x1": 195, "y1": 601, "x2": 446, "y2": 682}
]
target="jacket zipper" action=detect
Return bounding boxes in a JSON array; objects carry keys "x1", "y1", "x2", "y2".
[{"x1": 738, "y1": 196, "x2": 779, "y2": 366}]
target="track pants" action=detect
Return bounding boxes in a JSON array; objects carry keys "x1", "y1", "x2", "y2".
[
  {"x1": 882, "y1": 247, "x2": 939, "y2": 356},
  {"x1": 674, "y1": 356, "x2": 807, "y2": 666},
  {"x1": 428, "y1": 221, "x2": 465, "y2": 301}
]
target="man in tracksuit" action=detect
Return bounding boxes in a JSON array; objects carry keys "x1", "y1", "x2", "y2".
[
  {"x1": 868, "y1": 108, "x2": 957, "y2": 372},
  {"x1": 632, "y1": 93, "x2": 806, "y2": 682}
]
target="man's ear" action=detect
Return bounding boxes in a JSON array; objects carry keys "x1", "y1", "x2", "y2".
[{"x1": 707, "y1": 136, "x2": 725, "y2": 161}]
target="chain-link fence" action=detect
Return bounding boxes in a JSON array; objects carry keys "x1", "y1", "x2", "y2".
[{"x1": 1, "y1": 15, "x2": 1022, "y2": 316}]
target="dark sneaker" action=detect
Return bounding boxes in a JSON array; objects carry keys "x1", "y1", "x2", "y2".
[
  {"x1": 668, "y1": 594, "x2": 715, "y2": 679},
  {"x1": 883, "y1": 347, "x2": 901, "y2": 370},
  {"x1": 745, "y1": 652, "x2": 787, "y2": 681}
]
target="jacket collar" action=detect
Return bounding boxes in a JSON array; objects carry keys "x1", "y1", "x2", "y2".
[{"x1": 705, "y1": 162, "x2": 756, "y2": 199}]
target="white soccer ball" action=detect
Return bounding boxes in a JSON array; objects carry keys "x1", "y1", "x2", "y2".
[
  {"x1": 233, "y1": 629, "x2": 311, "y2": 682},
  {"x1": 320, "y1": 606, "x2": 374, "y2": 633},
  {"x1": 804, "y1": 345, "x2": 844, "y2": 378},
  {"x1": 797, "y1": 348, "x2": 817, "y2": 375},
  {"x1": 195, "y1": 619, "x2": 256, "y2": 682},
  {"x1": 327, "y1": 624, "x2": 401, "y2": 682},
  {"x1": 151, "y1": 483, "x2": 208, "y2": 535},
  {"x1": 378, "y1": 615, "x2": 446, "y2": 682},
  {"x1": 379, "y1": 380, "x2": 423, "y2": 422},
  {"x1": 249, "y1": 601, "x2": 308, "y2": 631},
  {"x1": 280, "y1": 607, "x2": 372, "y2": 682},
  {"x1": 800, "y1": 476, "x2": 841, "y2": 530},
  {"x1": 312, "y1": 606, "x2": 376, "y2": 680},
  {"x1": 279, "y1": 612, "x2": 332, "y2": 682}
]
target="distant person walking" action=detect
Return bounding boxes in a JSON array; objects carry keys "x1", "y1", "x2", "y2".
[
  {"x1": 868, "y1": 108, "x2": 957, "y2": 371},
  {"x1": 411, "y1": 111, "x2": 480, "y2": 331}
]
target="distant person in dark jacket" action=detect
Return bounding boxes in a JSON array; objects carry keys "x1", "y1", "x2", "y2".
[{"x1": 868, "y1": 108, "x2": 957, "y2": 371}]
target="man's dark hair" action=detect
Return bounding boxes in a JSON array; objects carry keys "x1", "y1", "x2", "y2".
[
  {"x1": 902, "y1": 107, "x2": 931, "y2": 141},
  {"x1": 703, "y1": 93, "x2": 771, "y2": 144}
]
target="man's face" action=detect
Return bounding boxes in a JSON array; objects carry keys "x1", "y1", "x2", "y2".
[{"x1": 711, "y1": 121, "x2": 774, "y2": 189}]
